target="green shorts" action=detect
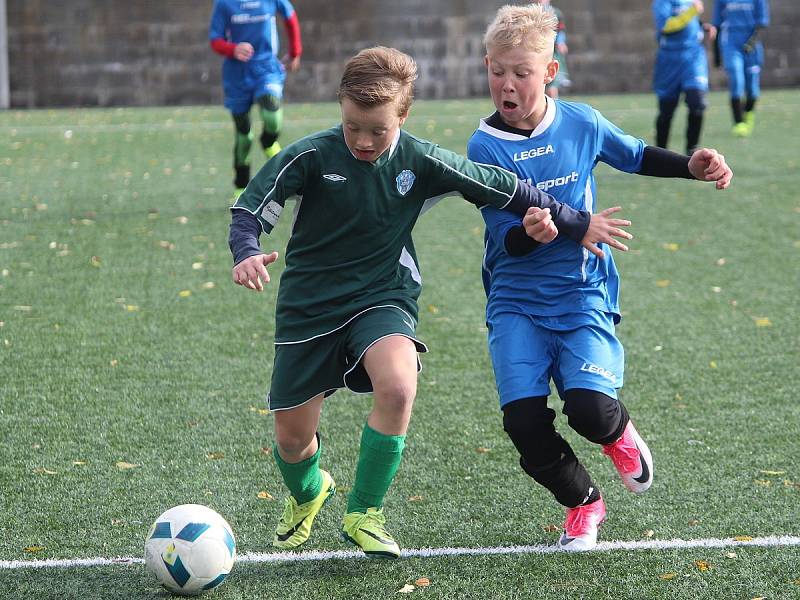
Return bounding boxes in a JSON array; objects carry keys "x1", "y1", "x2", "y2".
[{"x1": 268, "y1": 306, "x2": 428, "y2": 411}]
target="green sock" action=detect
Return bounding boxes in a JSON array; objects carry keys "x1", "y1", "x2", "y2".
[
  {"x1": 273, "y1": 437, "x2": 323, "y2": 505},
  {"x1": 347, "y1": 423, "x2": 406, "y2": 513}
]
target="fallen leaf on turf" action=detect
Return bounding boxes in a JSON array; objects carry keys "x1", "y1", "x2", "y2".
[
  {"x1": 695, "y1": 560, "x2": 711, "y2": 572},
  {"x1": 125, "y1": 305, "x2": 139, "y2": 312},
  {"x1": 643, "y1": 529, "x2": 655, "y2": 538},
  {"x1": 33, "y1": 467, "x2": 57, "y2": 475},
  {"x1": 688, "y1": 519, "x2": 700, "y2": 526},
  {"x1": 72, "y1": 461, "x2": 87, "y2": 466},
  {"x1": 760, "y1": 470, "x2": 785, "y2": 475},
  {"x1": 111, "y1": 519, "x2": 124, "y2": 526},
  {"x1": 408, "y1": 495, "x2": 423, "y2": 502},
  {"x1": 192, "y1": 262, "x2": 203, "y2": 270},
  {"x1": 415, "y1": 578, "x2": 430, "y2": 587},
  {"x1": 427, "y1": 304, "x2": 439, "y2": 314},
  {"x1": 793, "y1": 578, "x2": 800, "y2": 585},
  {"x1": 662, "y1": 243, "x2": 680, "y2": 251},
  {"x1": 715, "y1": 258, "x2": 726, "y2": 266},
  {"x1": 754, "y1": 317, "x2": 772, "y2": 327},
  {"x1": 23, "y1": 546, "x2": 45, "y2": 553},
  {"x1": 734, "y1": 535, "x2": 753, "y2": 542},
  {"x1": 709, "y1": 361, "x2": 718, "y2": 369},
  {"x1": 755, "y1": 479, "x2": 771, "y2": 487},
  {"x1": 542, "y1": 524, "x2": 560, "y2": 533},
  {"x1": 202, "y1": 281, "x2": 215, "y2": 289},
  {"x1": 89, "y1": 255, "x2": 101, "y2": 267},
  {"x1": 725, "y1": 552, "x2": 737, "y2": 559},
  {"x1": 260, "y1": 447, "x2": 272, "y2": 455},
  {"x1": 752, "y1": 597, "x2": 766, "y2": 600},
  {"x1": 206, "y1": 452, "x2": 225, "y2": 460},
  {"x1": 257, "y1": 491, "x2": 274, "y2": 500},
  {"x1": 656, "y1": 279, "x2": 671, "y2": 287},
  {"x1": 659, "y1": 573, "x2": 677, "y2": 580},
  {"x1": 110, "y1": 359, "x2": 118, "y2": 367},
  {"x1": 476, "y1": 447, "x2": 491, "y2": 453},
  {"x1": 397, "y1": 584, "x2": 415, "y2": 594},
  {"x1": 115, "y1": 461, "x2": 139, "y2": 470},
  {"x1": 178, "y1": 290, "x2": 192, "y2": 298}
]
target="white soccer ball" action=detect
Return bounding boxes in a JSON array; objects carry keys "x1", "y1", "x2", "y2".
[{"x1": 144, "y1": 504, "x2": 236, "y2": 596}]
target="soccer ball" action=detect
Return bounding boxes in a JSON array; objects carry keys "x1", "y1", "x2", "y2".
[{"x1": 144, "y1": 504, "x2": 236, "y2": 596}]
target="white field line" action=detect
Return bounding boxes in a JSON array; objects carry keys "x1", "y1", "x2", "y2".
[{"x1": 2, "y1": 535, "x2": 799, "y2": 570}]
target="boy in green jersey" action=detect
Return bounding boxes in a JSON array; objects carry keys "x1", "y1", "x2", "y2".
[{"x1": 228, "y1": 46, "x2": 632, "y2": 558}]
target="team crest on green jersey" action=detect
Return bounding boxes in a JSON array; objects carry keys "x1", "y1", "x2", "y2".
[{"x1": 396, "y1": 170, "x2": 415, "y2": 196}]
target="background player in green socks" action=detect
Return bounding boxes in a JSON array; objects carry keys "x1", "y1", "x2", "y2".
[
  {"x1": 228, "y1": 46, "x2": 632, "y2": 558},
  {"x1": 209, "y1": 0, "x2": 303, "y2": 199},
  {"x1": 535, "y1": 0, "x2": 571, "y2": 99}
]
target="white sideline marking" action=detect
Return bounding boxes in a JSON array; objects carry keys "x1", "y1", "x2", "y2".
[{"x1": 2, "y1": 535, "x2": 799, "y2": 570}]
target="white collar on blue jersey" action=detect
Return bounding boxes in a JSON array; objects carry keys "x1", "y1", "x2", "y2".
[{"x1": 478, "y1": 95, "x2": 557, "y2": 141}]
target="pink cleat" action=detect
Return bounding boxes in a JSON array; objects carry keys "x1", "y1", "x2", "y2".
[
  {"x1": 558, "y1": 497, "x2": 606, "y2": 552},
  {"x1": 602, "y1": 421, "x2": 653, "y2": 493}
]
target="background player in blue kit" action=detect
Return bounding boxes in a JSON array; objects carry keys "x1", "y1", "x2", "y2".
[
  {"x1": 210, "y1": 0, "x2": 303, "y2": 197},
  {"x1": 469, "y1": 4, "x2": 734, "y2": 552},
  {"x1": 713, "y1": 0, "x2": 770, "y2": 137},
  {"x1": 652, "y1": 0, "x2": 714, "y2": 155}
]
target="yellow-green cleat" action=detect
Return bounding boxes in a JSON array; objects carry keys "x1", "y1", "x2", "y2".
[
  {"x1": 264, "y1": 141, "x2": 282, "y2": 160},
  {"x1": 232, "y1": 187, "x2": 246, "y2": 202},
  {"x1": 743, "y1": 111, "x2": 755, "y2": 132},
  {"x1": 341, "y1": 507, "x2": 400, "y2": 558},
  {"x1": 732, "y1": 122, "x2": 751, "y2": 137},
  {"x1": 273, "y1": 470, "x2": 336, "y2": 550}
]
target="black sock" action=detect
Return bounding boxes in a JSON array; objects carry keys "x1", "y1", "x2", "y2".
[
  {"x1": 686, "y1": 112, "x2": 703, "y2": 155},
  {"x1": 731, "y1": 97, "x2": 744, "y2": 123},
  {"x1": 745, "y1": 97, "x2": 757, "y2": 113}
]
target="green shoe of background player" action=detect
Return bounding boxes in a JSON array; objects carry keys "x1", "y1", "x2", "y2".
[
  {"x1": 732, "y1": 122, "x2": 751, "y2": 137},
  {"x1": 743, "y1": 111, "x2": 755, "y2": 131},
  {"x1": 341, "y1": 507, "x2": 400, "y2": 558},
  {"x1": 264, "y1": 141, "x2": 282, "y2": 160},
  {"x1": 273, "y1": 470, "x2": 336, "y2": 549}
]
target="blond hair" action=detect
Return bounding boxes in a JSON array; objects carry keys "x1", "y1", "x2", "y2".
[
  {"x1": 338, "y1": 47, "x2": 418, "y2": 116},
  {"x1": 484, "y1": 4, "x2": 558, "y2": 55}
]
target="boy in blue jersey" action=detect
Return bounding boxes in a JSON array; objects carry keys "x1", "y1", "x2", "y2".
[
  {"x1": 468, "y1": 5, "x2": 733, "y2": 551},
  {"x1": 210, "y1": 0, "x2": 303, "y2": 197},
  {"x1": 712, "y1": 0, "x2": 770, "y2": 137},
  {"x1": 652, "y1": 0, "x2": 715, "y2": 155}
]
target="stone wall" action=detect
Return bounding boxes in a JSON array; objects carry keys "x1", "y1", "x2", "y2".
[{"x1": 6, "y1": 0, "x2": 798, "y2": 108}]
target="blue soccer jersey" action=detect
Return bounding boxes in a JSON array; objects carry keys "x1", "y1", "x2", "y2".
[
  {"x1": 209, "y1": 0, "x2": 295, "y2": 61},
  {"x1": 713, "y1": 0, "x2": 769, "y2": 34},
  {"x1": 467, "y1": 97, "x2": 646, "y2": 325},
  {"x1": 652, "y1": 0, "x2": 704, "y2": 51}
]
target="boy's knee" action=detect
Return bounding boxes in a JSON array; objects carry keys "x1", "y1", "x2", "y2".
[
  {"x1": 685, "y1": 89, "x2": 707, "y2": 115},
  {"x1": 373, "y1": 377, "x2": 416, "y2": 415},
  {"x1": 274, "y1": 427, "x2": 316, "y2": 456},
  {"x1": 562, "y1": 388, "x2": 628, "y2": 445}
]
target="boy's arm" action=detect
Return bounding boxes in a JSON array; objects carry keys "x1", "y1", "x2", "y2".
[
  {"x1": 637, "y1": 146, "x2": 733, "y2": 189},
  {"x1": 278, "y1": 0, "x2": 302, "y2": 70},
  {"x1": 228, "y1": 144, "x2": 314, "y2": 290},
  {"x1": 433, "y1": 144, "x2": 590, "y2": 242}
]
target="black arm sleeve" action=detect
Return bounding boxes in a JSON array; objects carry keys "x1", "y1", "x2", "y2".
[
  {"x1": 229, "y1": 209, "x2": 263, "y2": 266},
  {"x1": 504, "y1": 226, "x2": 541, "y2": 256},
  {"x1": 505, "y1": 180, "x2": 591, "y2": 243},
  {"x1": 637, "y1": 145, "x2": 693, "y2": 179}
]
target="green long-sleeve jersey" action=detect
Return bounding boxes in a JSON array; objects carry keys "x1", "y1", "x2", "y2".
[{"x1": 231, "y1": 125, "x2": 574, "y2": 343}]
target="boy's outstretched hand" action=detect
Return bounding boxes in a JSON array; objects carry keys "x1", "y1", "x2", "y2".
[
  {"x1": 523, "y1": 207, "x2": 559, "y2": 243},
  {"x1": 582, "y1": 206, "x2": 632, "y2": 259},
  {"x1": 688, "y1": 148, "x2": 733, "y2": 189},
  {"x1": 232, "y1": 251, "x2": 279, "y2": 292}
]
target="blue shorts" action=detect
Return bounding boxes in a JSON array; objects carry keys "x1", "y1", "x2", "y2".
[
  {"x1": 222, "y1": 57, "x2": 286, "y2": 115},
  {"x1": 653, "y1": 45, "x2": 709, "y2": 100},
  {"x1": 487, "y1": 311, "x2": 624, "y2": 407}
]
